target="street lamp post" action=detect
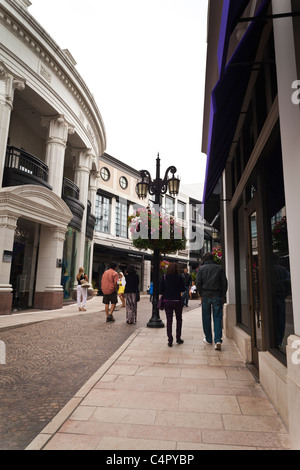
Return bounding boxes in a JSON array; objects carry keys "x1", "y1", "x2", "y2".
[{"x1": 136, "y1": 154, "x2": 180, "y2": 328}]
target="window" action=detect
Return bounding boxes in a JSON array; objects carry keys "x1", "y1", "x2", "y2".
[
  {"x1": 100, "y1": 167, "x2": 110, "y2": 181},
  {"x1": 119, "y1": 176, "x2": 128, "y2": 189},
  {"x1": 95, "y1": 194, "x2": 111, "y2": 233},
  {"x1": 177, "y1": 201, "x2": 186, "y2": 220},
  {"x1": 165, "y1": 196, "x2": 174, "y2": 216},
  {"x1": 116, "y1": 200, "x2": 128, "y2": 238},
  {"x1": 235, "y1": 201, "x2": 250, "y2": 330}
]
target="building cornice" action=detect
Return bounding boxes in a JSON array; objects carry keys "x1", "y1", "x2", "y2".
[
  {"x1": 0, "y1": 0, "x2": 106, "y2": 154},
  {"x1": 100, "y1": 153, "x2": 141, "y2": 179}
]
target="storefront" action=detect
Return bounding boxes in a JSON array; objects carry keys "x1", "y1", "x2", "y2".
[
  {"x1": 92, "y1": 244, "x2": 146, "y2": 294},
  {"x1": 231, "y1": 122, "x2": 294, "y2": 372},
  {"x1": 202, "y1": 0, "x2": 300, "y2": 447},
  {"x1": 9, "y1": 218, "x2": 40, "y2": 311},
  {"x1": 0, "y1": 185, "x2": 72, "y2": 314}
]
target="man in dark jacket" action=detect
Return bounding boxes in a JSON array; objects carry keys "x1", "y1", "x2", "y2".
[
  {"x1": 182, "y1": 268, "x2": 192, "y2": 307},
  {"x1": 196, "y1": 252, "x2": 228, "y2": 350}
]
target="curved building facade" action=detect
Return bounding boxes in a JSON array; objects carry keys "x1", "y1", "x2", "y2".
[{"x1": 0, "y1": 0, "x2": 106, "y2": 313}]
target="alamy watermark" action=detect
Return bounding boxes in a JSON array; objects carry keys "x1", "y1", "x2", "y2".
[
  {"x1": 291, "y1": 340, "x2": 300, "y2": 366},
  {"x1": 291, "y1": 80, "x2": 300, "y2": 105},
  {"x1": 129, "y1": 203, "x2": 205, "y2": 251},
  {"x1": 0, "y1": 340, "x2": 6, "y2": 365}
]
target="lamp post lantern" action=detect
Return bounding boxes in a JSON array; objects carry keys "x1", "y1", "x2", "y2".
[{"x1": 136, "y1": 154, "x2": 180, "y2": 328}]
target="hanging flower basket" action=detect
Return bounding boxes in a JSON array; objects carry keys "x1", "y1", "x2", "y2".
[
  {"x1": 212, "y1": 245, "x2": 222, "y2": 265},
  {"x1": 128, "y1": 207, "x2": 186, "y2": 254},
  {"x1": 160, "y1": 260, "x2": 170, "y2": 274},
  {"x1": 272, "y1": 216, "x2": 288, "y2": 253}
]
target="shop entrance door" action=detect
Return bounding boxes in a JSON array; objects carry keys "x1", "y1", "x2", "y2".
[
  {"x1": 9, "y1": 218, "x2": 40, "y2": 311},
  {"x1": 248, "y1": 207, "x2": 263, "y2": 369}
]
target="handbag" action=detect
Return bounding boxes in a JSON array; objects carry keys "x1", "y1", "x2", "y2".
[
  {"x1": 80, "y1": 279, "x2": 91, "y2": 289},
  {"x1": 157, "y1": 296, "x2": 165, "y2": 310},
  {"x1": 157, "y1": 274, "x2": 166, "y2": 310}
]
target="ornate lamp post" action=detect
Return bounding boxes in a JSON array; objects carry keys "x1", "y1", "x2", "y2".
[{"x1": 136, "y1": 154, "x2": 180, "y2": 328}]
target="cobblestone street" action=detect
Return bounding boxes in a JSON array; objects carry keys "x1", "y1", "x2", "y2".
[{"x1": 0, "y1": 297, "x2": 160, "y2": 450}]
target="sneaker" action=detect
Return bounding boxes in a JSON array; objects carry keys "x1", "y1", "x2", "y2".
[
  {"x1": 106, "y1": 315, "x2": 115, "y2": 323},
  {"x1": 215, "y1": 342, "x2": 222, "y2": 350},
  {"x1": 203, "y1": 338, "x2": 212, "y2": 345}
]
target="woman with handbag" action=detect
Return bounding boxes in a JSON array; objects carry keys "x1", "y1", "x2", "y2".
[
  {"x1": 159, "y1": 262, "x2": 185, "y2": 347},
  {"x1": 76, "y1": 267, "x2": 89, "y2": 311},
  {"x1": 118, "y1": 272, "x2": 126, "y2": 308},
  {"x1": 124, "y1": 264, "x2": 139, "y2": 324}
]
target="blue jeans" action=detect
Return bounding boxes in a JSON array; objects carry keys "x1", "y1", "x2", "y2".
[
  {"x1": 201, "y1": 296, "x2": 223, "y2": 344},
  {"x1": 182, "y1": 286, "x2": 190, "y2": 306}
]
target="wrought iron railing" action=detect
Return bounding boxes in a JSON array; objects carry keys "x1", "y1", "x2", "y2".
[
  {"x1": 5, "y1": 146, "x2": 49, "y2": 182},
  {"x1": 62, "y1": 177, "x2": 80, "y2": 200}
]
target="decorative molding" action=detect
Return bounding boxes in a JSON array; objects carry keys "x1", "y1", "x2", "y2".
[
  {"x1": 14, "y1": 0, "x2": 32, "y2": 9},
  {"x1": 0, "y1": 214, "x2": 18, "y2": 230},
  {"x1": 0, "y1": 5, "x2": 106, "y2": 153},
  {"x1": 0, "y1": 61, "x2": 26, "y2": 108},
  {"x1": 39, "y1": 62, "x2": 52, "y2": 83},
  {"x1": 0, "y1": 185, "x2": 73, "y2": 228}
]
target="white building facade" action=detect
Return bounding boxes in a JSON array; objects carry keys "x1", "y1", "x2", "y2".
[{"x1": 0, "y1": 0, "x2": 106, "y2": 313}]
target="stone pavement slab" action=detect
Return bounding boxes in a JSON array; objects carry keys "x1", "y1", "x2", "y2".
[{"x1": 26, "y1": 308, "x2": 291, "y2": 451}]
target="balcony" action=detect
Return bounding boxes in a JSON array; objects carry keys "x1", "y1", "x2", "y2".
[
  {"x1": 62, "y1": 177, "x2": 84, "y2": 231},
  {"x1": 3, "y1": 146, "x2": 52, "y2": 190}
]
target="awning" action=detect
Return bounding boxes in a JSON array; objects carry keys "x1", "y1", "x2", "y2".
[
  {"x1": 217, "y1": 0, "x2": 251, "y2": 75},
  {"x1": 203, "y1": 0, "x2": 271, "y2": 206}
]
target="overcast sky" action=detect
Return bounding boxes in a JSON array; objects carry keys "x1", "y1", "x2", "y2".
[{"x1": 29, "y1": 0, "x2": 208, "y2": 189}]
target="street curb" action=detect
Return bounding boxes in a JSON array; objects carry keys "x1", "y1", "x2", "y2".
[{"x1": 25, "y1": 327, "x2": 143, "y2": 451}]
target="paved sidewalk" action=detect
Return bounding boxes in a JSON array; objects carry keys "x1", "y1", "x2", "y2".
[
  {"x1": 0, "y1": 296, "x2": 106, "y2": 331},
  {"x1": 22, "y1": 306, "x2": 290, "y2": 451}
]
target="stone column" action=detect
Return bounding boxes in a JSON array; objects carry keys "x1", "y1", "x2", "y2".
[
  {"x1": 34, "y1": 226, "x2": 67, "y2": 310},
  {"x1": 73, "y1": 149, "x2": 92, "y2": 272},
  {"x1": 0, "y1": 63, "x2": 25, "y2": 187},
  {"x1": 41, "y1": 115, "x2": 75, "y2": 197},
  {"x1": 88, "y1": 168, "x2": 98, "y2": 282},
  {"x1": 0, "y1": 214, "x2": 18, "y2": 314},
  {"x1": 222, "y1": 166, "x2": 236, "y2": 339},
  {"x1": 88, "y1": 168, "x2": 98, "y2": 214}
]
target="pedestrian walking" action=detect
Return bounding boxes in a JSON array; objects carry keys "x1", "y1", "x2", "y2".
[
  {"x1": 149, "y1": 282, "x2": 153, "y2": 302},
  {"x1": 76, "y1": 267, "x2": 89, "y2": 311},
  {"x1": 118, "y1": 272, "x2": 126, "y2": 308},
  {"x1": 124, "y1": 264, "x2": 139, "y2": 324},
  {"x1": 182, "y1": 267, "x2": 192, "y2": 307},
  {"x1": 159, "y1": 262, "x2": 185, "y2": 347},
  {"x1": 101, "y1": 262, "x2": 119, "y2": 322},
  {"x1": 196, "y1": 252, "x2": 228, "y2": 350}
]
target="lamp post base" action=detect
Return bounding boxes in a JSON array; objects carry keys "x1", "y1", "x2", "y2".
[{"x1": 147, "y1": 316, "x2": 165, "y2": 328}]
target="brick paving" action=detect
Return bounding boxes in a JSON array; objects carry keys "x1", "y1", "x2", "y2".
[{"x1": 0, "y1": 296, "x2": 158, "y2": 450}]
